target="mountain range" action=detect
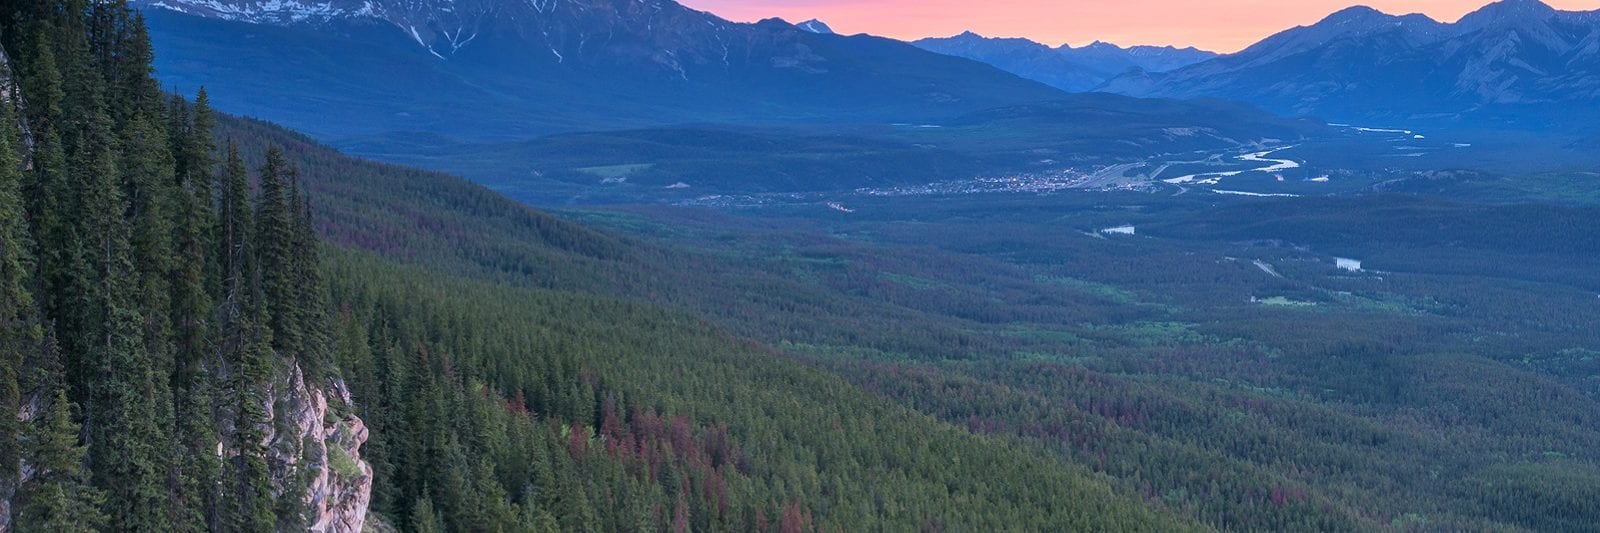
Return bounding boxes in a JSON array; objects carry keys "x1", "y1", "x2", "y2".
[
  {"x1": 132, "y1": 0, "x2": 1313, "y2": 196},
  {"x1": 914, "y1": 32, "x2": 1216, "y2": 91},
  {"x1": 133, "y1": 0, "x2": 1066, "y2": 141},
  {"x1": 133, "y1": 0, "x2": 1600, "y2": 167},
  {"x1": 1099, "y1": 0, "x2": 1600, "y2": 129}
]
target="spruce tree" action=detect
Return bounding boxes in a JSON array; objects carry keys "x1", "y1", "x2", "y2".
[
  {"x1": 413, "y1": 493, "x2": 444, "y2": 533},
  {"x1": 5, "y1": 8, "x2": 352, "y2": 533},
  {"x1": 120, "y1": 112, "x2": 177, "y2": 379},
  {"x1": 225, "y1": 327, "x2": 277, "y2": 533},
  {"x1": 289, "y1": 176, "x2": 330, "y2": 375},
  {"x1": 184, "y1": 89, "x2": 222, "y2": 295},
  {"x1": 85, "y1": 5, "x2": 162, "y2": 124},
  {"x1": 16, "y1": 385, "x2": 107, "y2": 532},
  {"x1": 218, "y1": 141, "x2": 253, "y2": 314},
  {"x1": 255, "y1": 146, "x2": 299, "y2": 360},
  {"x1": 215, "y1": 141, "x2": 276, "y2": 532},
  {"x1": 42, "y1": 0, "x2": 118, "y2": 439},
  {"x1": 168, "y1": 90, "x2": 221, "y2": 532}
]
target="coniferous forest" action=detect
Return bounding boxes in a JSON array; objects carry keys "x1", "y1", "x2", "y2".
[
  {"x1": 0, "y1": 3, "x2": 1183, "y2": 531},
  {"x1": 0, "y1": 2, "x2": 332, "y2": 529},
  {"x1": 6, "y1": 2, "x2": 1600, "y2": 533}
]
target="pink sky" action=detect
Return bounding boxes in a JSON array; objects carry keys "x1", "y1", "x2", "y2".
[{"x1": 680, "y1": 0, "x2": 1600, "y2": 52}]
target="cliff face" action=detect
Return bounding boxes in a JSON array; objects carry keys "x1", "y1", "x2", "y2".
[{"x1": 266, "y1": 364, "x2": 373, "y2": 533}]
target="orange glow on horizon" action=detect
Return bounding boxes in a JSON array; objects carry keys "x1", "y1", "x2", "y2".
[{"x1": 680, "y1": 0, "x2": 1600, "y2": 52}]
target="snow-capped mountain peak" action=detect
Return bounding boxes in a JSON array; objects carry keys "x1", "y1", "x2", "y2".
[
  {"x1": 134, "y1": 0, "x2": 708, "y2": 60},
  {"x1": 797, "y1": 19, "x2": 833, "y2": 34}
]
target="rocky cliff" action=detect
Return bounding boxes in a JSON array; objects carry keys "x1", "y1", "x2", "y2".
[{"x1": 265, "y1": 364, "x2": 373, "y2": 533}]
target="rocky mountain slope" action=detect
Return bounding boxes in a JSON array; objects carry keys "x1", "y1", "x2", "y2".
[
  {"x1": 1099, "y1": 0, "x2": 1600, "y2": 129},
  {"x1": 269, "y1": 366, "x2": 371, "y2": 533}
]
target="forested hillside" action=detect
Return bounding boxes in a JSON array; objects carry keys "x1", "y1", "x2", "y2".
[
  {"x1": 0, "y1": 2, "x2": 1197, "y2": 531},
  {"x1": 191, "y1": 55, "x2": 1600, "y2": 533}
]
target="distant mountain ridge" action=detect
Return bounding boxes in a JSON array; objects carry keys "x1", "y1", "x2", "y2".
[
  {"x1": 1099, "y1": 0, "x2": 1600, "y2": 129},
  {"x1": 132, "y1": 0, "x2": 1067, "y2": 140},
  {"x1": 1064, "y1": 41, "x2": 1218, "y2": 76},
  {"x1": 913, "y1": 32, "x2": 1106, "y2": 91},
  {"x1": 913, "y1": 32, "x2": 1216, "y2": 91}
]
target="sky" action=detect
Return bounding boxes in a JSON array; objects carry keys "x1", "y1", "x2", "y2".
[{"x1": 679, "y1": 0, "x2": 1600, "y2": 52}]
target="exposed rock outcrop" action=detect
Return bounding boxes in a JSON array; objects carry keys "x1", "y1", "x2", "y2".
[
  {"x1": 0, "y1": 33, "x2": 33, "y2": 164},
  {"x1": 265, "y1": 364, "x2": 373, "y2": 533}
]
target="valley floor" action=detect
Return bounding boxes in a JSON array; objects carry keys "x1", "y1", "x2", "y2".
[{"x1": 549, "y1": 189, "x2": 1600, "y2": 531}]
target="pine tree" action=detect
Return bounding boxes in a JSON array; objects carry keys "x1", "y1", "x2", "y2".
[
  {"x1": 255, "y1": 146, "x2": 299, "y2": 360},
  {"x1": 33, "y1": 0, "x2": 118, "y2": 448},
  {"x1": 13, "y1": 24, "x2": 65, "y2": 131},
  {"x1": 181, "y1": 88, "x2": 221, "y2": 295},
  {"x1": 16, "y1": 379, "x2": 107, "y2": 532},
  {"x1": 6, "y1": 8, "x2": 358, "y2": 533},
  {"x1": 218, "y1": 141, "x2": 253, "y2": 314},
  {"x1": 168, "y1": 90, "x2": 221, "y2": 532},
  {"x1": 120, "y1": 111, "x2": 177, "y2": 378},
  {"x1": 86, "y1": 5, "x2": 162, "y2": 124},
  {"x1": 413, "y1": 493, "x2": 444, "y2": 533},
  {"x1": 288, "y1": 175, "x2": 329, "y2": 376},
  {"x1": 225, "y1": 323, "x2": 277, "y2": 533},
  {"x1": 215, "y1": 141, "x2": 276, "y2": 532}
]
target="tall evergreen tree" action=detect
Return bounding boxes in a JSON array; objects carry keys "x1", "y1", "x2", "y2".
[
  {"x1": 255, "y1": 145, "x2": 298, "y2": 360},
  {"x1": 412, "y1": 493, "x2": 443, "y2": 533},
  {"x1": 288, "y1": 175, "x2": 329, "y2": 375},
  {"x1": 214, "y1": 141, "x2": 276, "y2": 532},
  {"x1": 85, "y1": 4, "x2": 162, "y2": 125},
  {"x1": 120, "y1": 112, "x2": 176, "y2": 378},
  {"x1": 182, "y1": 89, "x2": 221, "y2": 295},
  {"x1": 225, "y1": 325, "x2": 276, "y2": 533},
  {"x1": 217, "y1": 140, "x2": 252, "y2": 315},
  {"x1": 168, "y1": 90, "x2": 221, "y2": 532},
  {"x1": 16, "y1": 385, "x2": 107, "y2": 532}
]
